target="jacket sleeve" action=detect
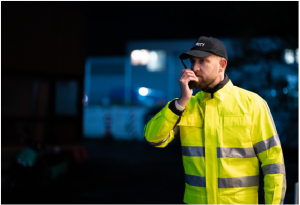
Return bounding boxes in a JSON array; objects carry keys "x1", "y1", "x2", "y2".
[
  {"x1": 144, "y1": 100, "x2": 182, "y2": 148},
  {"x1": 251, "y1": 96, "x2": 286, "y2": 204}
]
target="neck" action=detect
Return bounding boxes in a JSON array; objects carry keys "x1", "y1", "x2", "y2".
[
  {"x1": 202, "y1": 73, "x2": 228, "y2": 94},
  {"x1": 206, "y1": 73, "x2": 225, "y2": 89}
]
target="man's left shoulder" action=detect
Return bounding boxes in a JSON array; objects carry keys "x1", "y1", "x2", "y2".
[{"x1": 232, "y1": 85, "x2": 263, "y2": 102}]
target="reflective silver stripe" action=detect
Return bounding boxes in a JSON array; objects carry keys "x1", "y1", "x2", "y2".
[
  {"x1": 145, "y1": 125, "x2": 179, "y2": 146},
  {"x1": 146, "y1": 134, "x2": 170, "y2": 146},
  {"x1": 218, "y1": 175, "x2": 259, "y2": 188},
  {"x1": 281, "y1": 156, "x2": 286, "y2": 204},
  {"x1": 182, "y1": 146, "x2": 204, "y2": 157},
  {"x1": 185, "y1": 174, "x2": 206, "y2": 187},
  {"x1": 262, "y1": 163, "x2": 285, "y2": 176},
  {"x1": 253, "y1": 135, "x2": 281, "y2": 154},
  {"x1": 263, "y1": 100, "x2": 278, "y2": 135},
  {"x1": 217, "y1": 147, "x2": 256, "y2": 158},
  {"x1": 263, "y1": 100, "x2": 286, "y2": 203},
  {"x1": 262, "y1": 163, "x2": 286, "y2": 203},
  {"x1": 281, "y1": 174, "x2": 286, "y2": 204}
]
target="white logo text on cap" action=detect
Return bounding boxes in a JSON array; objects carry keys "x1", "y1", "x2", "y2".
[{"x1": 195, "y1": 43, "x2": 205, "y2": 47}]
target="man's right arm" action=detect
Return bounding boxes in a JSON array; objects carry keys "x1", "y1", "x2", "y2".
[
  {"x1": 144, "y1": 100, "x2": 183, "y2": 148},
  {"x1": 144, "y1": 69, "x2": 197, "y2": 148}
]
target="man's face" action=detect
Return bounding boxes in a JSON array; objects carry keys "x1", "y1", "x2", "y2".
[{"x1": 189, "y1": 55, "x2": 222, "y2": 90}]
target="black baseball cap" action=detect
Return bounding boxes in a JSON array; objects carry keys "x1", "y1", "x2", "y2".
[{"x1": 179, "y1": 36, "x2": 228, "y2": 60}]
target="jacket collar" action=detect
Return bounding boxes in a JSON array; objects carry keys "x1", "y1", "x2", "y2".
[
  {"x1": 196, "y1": 73, "x2": 233, "y2": 102},
  {"x1": 202, "y1": 73, "x2": 229, "y2": 95}
]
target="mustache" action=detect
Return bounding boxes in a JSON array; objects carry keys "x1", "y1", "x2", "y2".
[{"x1": 193, "y1": 72, "x2": 202, "y2": 77}]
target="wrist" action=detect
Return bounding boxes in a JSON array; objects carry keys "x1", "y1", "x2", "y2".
[
  {"x1": 175, "y1": 100, "x2": 185, "y2": 111},
  {"x1": 177, "y1": 97, "x2": 189, "y2": 108}
]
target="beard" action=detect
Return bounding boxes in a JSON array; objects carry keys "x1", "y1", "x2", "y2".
[{"x1": 194, "y1": 73, "x2": 218, "y2": 90}]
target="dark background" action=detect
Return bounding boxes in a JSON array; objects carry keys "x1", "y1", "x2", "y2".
[{"x1": 1, "y1": 1, "x2": 298, "y2": 204}]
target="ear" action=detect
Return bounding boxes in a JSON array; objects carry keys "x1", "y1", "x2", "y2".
[{"x1": 219, "y1": 58, "x2": 227, "y2": 72}]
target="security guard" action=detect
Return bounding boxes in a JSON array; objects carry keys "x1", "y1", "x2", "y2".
[{"x1": 144, "y1": 36, "x2": 286, "y2": 204}]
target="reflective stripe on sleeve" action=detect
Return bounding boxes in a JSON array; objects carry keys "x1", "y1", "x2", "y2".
[
  {"x1": 182, "y1": 146, "x2": 205, "y2": 157},
  {"x1": 218, "y1": 175, "x2": 259, "y2": 188},
  {"x1": 146, "y1": 134, "x2": 170, "y2": 146},
  {"x1": 281, "y1": 174, "x2": 286, "y2": 204},
  {"x1": 263, "y1": 100, "x2": 278, "y2": 135},
  {"x1": 217, "y1": 147, "x2": 256, "y2": 158},
  {"x1": 185, "y1": 174, "x2": 206, "y2": 187},
  {"x1": 144, "y1": 124, "x2": 179, "y2": 146},
  {"x1": 262, "y1": 163, "x2": 286, "y2": 204},
  {"x1": 261, "y1": 163, "x2": 285, "y2": 176},
  {"x1": 253, "y1": 135, "x2": 281, "y2": 154}
]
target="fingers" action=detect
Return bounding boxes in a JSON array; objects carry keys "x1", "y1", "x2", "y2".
[
  {"x1": 180, "y1": 69, "x2": 198, "y2": 82},
  {"x1": 181, "y1": 69, "x2": 196, "y2": 76}
]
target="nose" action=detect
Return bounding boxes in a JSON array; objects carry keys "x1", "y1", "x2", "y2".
[{"x1": 192, "y1": 65, "x2": 200, "y2": 72}]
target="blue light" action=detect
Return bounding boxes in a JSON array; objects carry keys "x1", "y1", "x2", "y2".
[
  {"x1": 283, "y1": 88, "x2": 288, "y2": 94},
  {"x1": 23, "y1": 161, "x2": 27, "y2": 167},
  {"x1": 284, "y1": 49, "x2": 294, "y2": 64},
  {"x1": 84, "y1": 95, "x2": 88, "y2": 103},
  {"x1": 271, "y1": 89, "x2": 277, "y2": 97},
  {"x1": 138, "y1": 87, "x2": 149, "y2": 96}
]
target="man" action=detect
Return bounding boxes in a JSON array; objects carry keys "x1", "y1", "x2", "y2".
[{"x1": 144, "y1": 36, "x2": 286, "y2": 204}]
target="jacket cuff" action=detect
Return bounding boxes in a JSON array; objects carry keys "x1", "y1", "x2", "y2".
[{"x1": 168, "y1": 99, "x2": 184, "y2": 116}]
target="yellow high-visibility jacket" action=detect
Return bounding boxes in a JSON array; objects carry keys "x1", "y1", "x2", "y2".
[{"x1": 144, "y1": 80, "x2": 286, "y2": 204}]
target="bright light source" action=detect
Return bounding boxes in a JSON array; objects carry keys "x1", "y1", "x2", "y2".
[
  {"x1": 271, "y1": 89, "x2": 277, "y2": 97},
  {"x1": 295, "y1": 48, "x2": 298, "y2": 64},
  {"x1": 131, "y1": 50, "x2": 141, "y2": 65},
  {"x1": 284, "y1": 49, "x2": 294, "y2": 64},
  {"x1": 139, "y1": 49, "x2": 149, "y2": 65},
  {"x1": 130, "y1": 49, "x2": 149, "y2": 66},
  {"x1": 147, "y1": 50, "x2": 166, "y2": 72},
  {"x1": 283, "y1": 87, "x2": 288, "y2": 94},
  {"x1": 139, "y1": 87, "x2": 149, "y2": 96}
]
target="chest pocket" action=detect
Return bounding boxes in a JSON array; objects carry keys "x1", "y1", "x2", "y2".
[
  {"x1": 223, "y1": 116, "x2": 252, "y2": 147},
  {"x1": 178, "y1": 115, "x2": 203, "y2": 146},
  {"x1": 178, "y1": 115, "x2": 203, "y2": 127}
]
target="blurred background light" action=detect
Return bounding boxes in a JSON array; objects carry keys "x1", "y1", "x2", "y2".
[
  {"x1": 131, "y1": 49, "x2": 150, "y2": 66},
  {"x1": 147, "y1": 50, "x2": 166, "y2": 72},
  {"x1": 130, "y1": 49, "x2": 165, "y2": 70},
  {"x1": 283, "y1": 87, "x2": 288, "y2": 94},
  {"x1": 271, "y1": 89, "x2": 277, "y2": 97},
  {"x1": 295, "y1": 48, "x2": 298, "y2": 64},
  {"x1": 84, "y1": 95, "x2": 88, "y2": 103},
  {"x1": 284, "y1": 49, "x2": 295, "y2": 64},
  {"x1": 138, "y1": 87, "x2": 149, "y2": 96},
  {"x1": 139, "y1": 49, "x2": 149, "y2": 65},
  {"x1": 286, "y1": 74, "x2": 298, "y2": 90},
  {"x1": 131, "y1": 50, "x2": 141, "y2": 65}
]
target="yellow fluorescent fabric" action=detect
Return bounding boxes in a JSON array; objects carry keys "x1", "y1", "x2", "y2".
[
  {"x1": 144, "y1": 80, "x2": 286, "y2": 204},
  {"x1": 182, "y1": 156, "x2": 205, "y2": 177},
  {"x1": 218, "y1": 158, "x2": 259, "y2": 178}
]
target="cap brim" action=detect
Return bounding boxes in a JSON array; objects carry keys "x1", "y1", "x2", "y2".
[{"x1": 179, "y1": 50, "x2": 213, "y2": 59}]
